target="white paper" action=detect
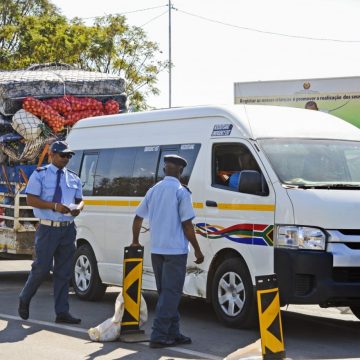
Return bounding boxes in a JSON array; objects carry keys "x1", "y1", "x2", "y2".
[
  {"x1": 67, "y1": 203, "x2": 78, "y2": 210},
  {"x1": 64, "y1": 203, "x2": 78, "y2": 216}
]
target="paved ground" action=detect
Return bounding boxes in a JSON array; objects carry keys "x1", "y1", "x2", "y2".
[{"x1": 0, "y1": 260, "x2": 360, "y2": 360}]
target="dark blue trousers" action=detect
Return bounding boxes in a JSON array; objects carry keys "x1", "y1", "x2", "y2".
[
  {"x1": 150, "y1": 253, "x2": 187, "y2": 342},
  {"x1": 19, "y1": 222, "x2": 76, "y2": 316}
]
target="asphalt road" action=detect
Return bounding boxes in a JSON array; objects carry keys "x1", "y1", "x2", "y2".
[{"x1": 0, "y1": 260, "x2": 360, "y2": 360}]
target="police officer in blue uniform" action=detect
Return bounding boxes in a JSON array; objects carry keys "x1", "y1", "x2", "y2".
[
  {"x1": 132, "y1": 154, "x2": 204, "y2": 348},
  {"x1": 18, "y1": 141, "x2": 84, "y2": 324}
]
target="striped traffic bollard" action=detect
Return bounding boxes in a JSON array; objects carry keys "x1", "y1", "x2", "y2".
[
  {"x1": 256, "y1": 274, "x2": 286, "y2": 360},
  {"x1": 121, "y1": 246, "x2": 144, "y2": 334}
]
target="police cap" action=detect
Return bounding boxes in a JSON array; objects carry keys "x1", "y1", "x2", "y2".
[
  {"x1": 164, "y1": 154, "x2": 187, "y2": 168},
  {"x1": 50, "y1": 141, "x2": 75, "y2": 155}
]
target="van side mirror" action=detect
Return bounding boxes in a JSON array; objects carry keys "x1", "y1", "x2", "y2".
[{"x1": 238, "y1": 170, "x2": 264, "y2": 195}]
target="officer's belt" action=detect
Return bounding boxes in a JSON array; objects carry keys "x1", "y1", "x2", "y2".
[{"x1": 39, "y1": 219, "x2": 73, "y2": 227}]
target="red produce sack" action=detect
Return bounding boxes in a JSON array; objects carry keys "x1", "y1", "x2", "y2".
[
  {"x1": 43, "y1": 97, "x2": 72, "y2": 114},
  {"x1": 104, "y1": 100, "x2": 119, "y2": 115},
  {"x1": 64, "y1": 109, "x2": 104, "y2": 126},
  {"x1": 67, "y1": 96, "x2": 103, "y2": 111},
  {"x1": 23, "y1": 97, "x2": 65, "y2": 133}
]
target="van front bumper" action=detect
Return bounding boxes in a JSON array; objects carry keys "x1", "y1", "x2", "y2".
[{"x1": 274, "y1": 248, "x2": 360, "y2": 307}]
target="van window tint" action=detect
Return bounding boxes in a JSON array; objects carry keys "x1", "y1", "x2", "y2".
[
  {"x1": 132, "y1": 146, "x2": 159, "y2": 196},
  {"x1": 156, "y1": 146, "x2": 179, "y2": 182},
  {"x1": 179, "y1": 144, "x2": 201, "y2": 185},
  {"x1": 80, "y1": 153, "x2": 99, "y2": 196},
  {"x1": 156, "y1": 144, "x2": 201, "y2": 184},
  {"x1": 77, "y1": 143, "x2": 201, "y2": 197},
  {"x1": 94, "y1": 148, "x2": 136, "y2": 196},
  {"x1": 212, "y1": 143, "x2": 268, "y2": 196},
  {"x1": 67, "y1": 150, "x2": 83, "y2": 176}
]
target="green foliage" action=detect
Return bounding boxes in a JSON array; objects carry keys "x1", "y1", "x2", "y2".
[{"x1": 0, "y1": 1, "x2": 167, "y2": 109}]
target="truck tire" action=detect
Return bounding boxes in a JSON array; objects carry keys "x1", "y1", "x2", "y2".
[
  {"x1": 72, "y1": 244, "x2": 106, "y2": 301},
  {"x1": 350, "y1": 306, "x2": 360, "y2": 320},
  {"x1": 211, "y1": 257, "x2": 257, "y2": 328}
]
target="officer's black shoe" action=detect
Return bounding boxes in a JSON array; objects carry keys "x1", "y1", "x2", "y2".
[
  {"x1": 18, "y1": 299, "x2": 30, "y2": 320},
  {"x1": 174, "y1": 334, "x2": 192, "y2": 345},
  {"x1": 55, "y1": 313, "x2": 81, "y2": 324},
  {"x1": 149, "y1": 339, "x2": 176, "y2": 348}
]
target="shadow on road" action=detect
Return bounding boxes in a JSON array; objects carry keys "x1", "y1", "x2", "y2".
[
  {"x1": 0, "y1": 269, "x2": 360, "y2": 359},
  {"x1": 281, "y1": 310, "x2": 360, "y2": 359}
]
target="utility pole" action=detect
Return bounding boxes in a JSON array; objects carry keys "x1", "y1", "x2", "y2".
[{"x1": 168, "y1": 0, "x2": 172, "y2": 108}]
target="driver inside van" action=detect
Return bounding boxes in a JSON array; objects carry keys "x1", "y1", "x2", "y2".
[{"x1": 216, "y1": 151, "x2": 259, "y2": 187}]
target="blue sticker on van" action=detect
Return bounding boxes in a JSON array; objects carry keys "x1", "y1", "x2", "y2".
[{"x1": 212, "y1": 124, "x2": 233, "y2": 136}]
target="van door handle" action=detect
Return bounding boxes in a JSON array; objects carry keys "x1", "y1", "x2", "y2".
[{"x1": 206, "y1": 200, "x2": 218, "y2": 207}]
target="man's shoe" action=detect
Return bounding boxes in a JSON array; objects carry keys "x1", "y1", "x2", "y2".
[
  {"x1": 149, "y1": 339, "x2": 176, "y2": 348},
  {"x1": 174, "y1": 334, "x2": 192, "y2": 345},
  {"x1": 18, "y1": 299, "x2": 29, "y2": 320},
  {"x1": 55, "y1": 313, "x2": 81, "y2": 324}
]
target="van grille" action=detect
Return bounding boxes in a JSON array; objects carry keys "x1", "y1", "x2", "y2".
[
  {"x1": 333, "y1": 267, "x2": 360, "y2": 282},
  {"x1": 338, "y1": 229, "x2": 360, "y2": 236},
  {"x1": 295, "y1": 274, "x2": 314, "y2": 296},
  {"x1": 344, "y1": 243, "x2": 360, "y2": 250}
]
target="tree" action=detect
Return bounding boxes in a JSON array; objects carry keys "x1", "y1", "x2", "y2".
[
  {"x1": 0, "y1": 0, "x2": 60, "y2": 68},
  {"x1": 78, "y1": 15, "x2": 168, "y2": 111},
  {"x1": 0, "y1": 1, "x2": 167, "y2": 110}
]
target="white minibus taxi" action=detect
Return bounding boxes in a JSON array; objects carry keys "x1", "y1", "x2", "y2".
[{"x1": 66, "y1": 105, "x2": 360, "y2": 327}]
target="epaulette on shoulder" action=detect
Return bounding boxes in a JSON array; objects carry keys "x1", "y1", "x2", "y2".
[
  {"x1": 67, "y1": 168, "x2": 78, "y2": 176},
  {"x1": 182, "y1": 184, "x2": 192, "y2": 194},
  {"x1": 35, "y1": 166, "x2": 47, "y2": 172}
]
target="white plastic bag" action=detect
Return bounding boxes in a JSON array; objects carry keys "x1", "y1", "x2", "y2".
[
  {"x1": 88, "y1": 289, "x2": 148, "y2": 342},
  {"x1": 12, "y1": 109, "x2": 42, "y2": 140},
  {"x1": 139, "y1": 292, "x2": 148, "y2": 326},
  {"x1": 88, "y1": 318, "x2": 120, "y2": 342}
]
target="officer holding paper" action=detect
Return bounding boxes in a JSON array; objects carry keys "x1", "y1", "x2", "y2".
[{"x1": 18, "y1": 141, "x2": 84, "y2": 324}]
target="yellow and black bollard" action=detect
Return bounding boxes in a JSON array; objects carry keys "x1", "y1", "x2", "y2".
[
  {"x1": 256, "y1": 274, "x2": 286, "y2": 360},
  {"x1": 121, "y1": 246, "x2": 144, "y2": 334}
]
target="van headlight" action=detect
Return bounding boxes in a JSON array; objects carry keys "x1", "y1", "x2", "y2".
[{"x1": 275, "y1": 226, "x2": 326, "y2": 250}]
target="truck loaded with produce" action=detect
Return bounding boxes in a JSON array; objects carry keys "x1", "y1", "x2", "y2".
[{"x1": 0, "y1": 63, "x2": 126, "y2": 258}]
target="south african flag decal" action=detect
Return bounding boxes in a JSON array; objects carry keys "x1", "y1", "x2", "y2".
[{"x1": 195, "y1": 223, "x2": 273, "y2": 246}]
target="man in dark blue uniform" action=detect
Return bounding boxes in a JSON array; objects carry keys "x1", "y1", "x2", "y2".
[{"x1": 18, "y1": 141, "x2": 84, "y2": 324}]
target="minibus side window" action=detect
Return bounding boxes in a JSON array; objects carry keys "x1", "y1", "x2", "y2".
[
  {"x1": 132, "y1": 146, "x2": 159, "y2": 196},
  {"x1": 67, "y1": 150, "x2": 83, "y2": 176},
  {"x1": 80, "y1": 153, "x2": 99, "y2": 196},
  {"x1": 155, "y1": 144, "x2": 201, "y2": 184},
  {"x1": 156, "y1": 146, "x2": 180, "y2": 182},
  {"x1": 94, "y1": 148, "x2": 136, "y2": 196},
  {"x1": 179, "y1": 144, "x2": 201, "y2": 185},
  {"x1": 212, "y1": 143, "x2": 269, "y2": 196}
]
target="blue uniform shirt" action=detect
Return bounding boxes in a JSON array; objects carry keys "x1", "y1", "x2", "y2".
[
  {"x1": 136, "y1": 176, "x2": 195, "y2": 255},
  {"x1": 26, "y1": 164, "x2": 83, "y2": 221}
]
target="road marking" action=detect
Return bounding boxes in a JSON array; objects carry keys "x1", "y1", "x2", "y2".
[
  {"x1": 0, "y1": 313, "x2": 223, "y2": 360},
  {"x1": 157, "y1": 345, "x2": 223, "y2": 360},
  {"x1": 0, "y1": 313, "x2": 88, "y2": 334}
]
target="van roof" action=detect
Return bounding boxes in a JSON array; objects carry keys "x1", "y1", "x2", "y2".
[{"x1": 72, "y1": 104, "x2": 360, "y2": 141}]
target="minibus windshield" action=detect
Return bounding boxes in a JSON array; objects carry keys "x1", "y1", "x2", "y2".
[{"x1": 259, "y1": 139, "x2": 360, "y2": 187}]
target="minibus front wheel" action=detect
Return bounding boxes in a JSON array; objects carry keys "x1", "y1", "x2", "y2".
[
  {"x1": 72, "y1": 243, "x2": 107, "y2": 301},
  {"x1": 211, "y1": 257, "x2": 257, "y2": 328}
]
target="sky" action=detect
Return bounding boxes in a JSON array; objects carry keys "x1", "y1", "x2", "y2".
[{"x1": 50, "y1": 0, "x2": 360, "y2": 109}]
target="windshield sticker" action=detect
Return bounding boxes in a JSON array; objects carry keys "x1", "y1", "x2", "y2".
[
  {"x1": 144, "y1": 146, "x2": 159, "y2": 152},
  {"x1": 181, "y1": 144, "x2": 195, "y2": 150},
  {"x1": 212, "y1": 124, "x2": 233, "y2": 136}
]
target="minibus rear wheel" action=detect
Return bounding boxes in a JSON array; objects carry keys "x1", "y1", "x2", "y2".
[
  {"x1": 350, "y1": 306, "x2": 360, "y2": 320},
  {"x1": 211, "y1": 257, "x2": 257, "y2": 328},
  {"x1": 72, "y1": 244, "x2": 107, "y2": 301}
]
